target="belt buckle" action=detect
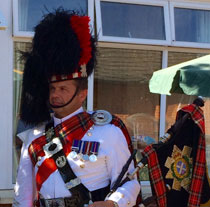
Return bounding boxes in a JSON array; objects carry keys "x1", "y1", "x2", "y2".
[
  {"x1": 44, "y1": 199, "x2": 52, "y2": 207},
  {"x1": 65, "y1": 177, "x2": 81, "y2": 190},
  {"x1": 43, "y1": 137, "x2": 63, "y2": 158},
  {"x1": 54, "y1": 198, "x2": 65, "y2": 207}
]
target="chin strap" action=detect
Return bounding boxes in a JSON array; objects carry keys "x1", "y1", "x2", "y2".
[{"x1": 49, "y1": 87, "x2": 79, "y2": 109}]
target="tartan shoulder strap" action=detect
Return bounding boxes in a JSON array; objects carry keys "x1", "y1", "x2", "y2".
[
  {"x1": 28, "y1": 111, "x2": 93, "y2": 166},
  {"x1": 111, "y1": 114, "x2": 133, "y2": 153}
]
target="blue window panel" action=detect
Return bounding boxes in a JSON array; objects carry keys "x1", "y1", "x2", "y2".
[{"x1": 101, "y1": 2, "x2": 166, "y2": 40}]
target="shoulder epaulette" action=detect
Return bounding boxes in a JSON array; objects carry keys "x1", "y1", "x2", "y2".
[{"x1": 91, "y1": 110, "x2": 112, "y2": 126}]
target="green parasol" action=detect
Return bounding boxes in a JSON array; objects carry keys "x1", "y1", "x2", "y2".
[{"x1": 149, "y1": 54, "x2": 210, "y2": 97}]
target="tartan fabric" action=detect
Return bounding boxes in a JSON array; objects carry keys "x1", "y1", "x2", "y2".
[
  {"x1": 28, "y1": 112, "x2": 94, "y2": 191},
  {"x1": 142, "y1": 104, "x2": 207, "y2": 207},
  {"x1": 180, "y1": 104, "x2": 206, "y2": 207},
  {"x1": 28, "y1": 111, "x2": 136, "y2": 193},
  {"x1": 111, "y1": 115, "x2": 133, "y2": 153},
  {"x1": 142, "y1": 145, "x2": 167, "y2": 207}
]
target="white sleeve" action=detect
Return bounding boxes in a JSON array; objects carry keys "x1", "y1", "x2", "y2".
[
  {"x1": 13, "y1": 141, "x2": 36, "y2": 207},
  {"x1": 106, "y1": 126, "x2": 141, "y2": 207}
]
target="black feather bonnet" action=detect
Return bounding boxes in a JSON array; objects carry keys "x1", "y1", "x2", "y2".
[{"x1": 20, "y1": 9, "x2": 96, "y2": 125}]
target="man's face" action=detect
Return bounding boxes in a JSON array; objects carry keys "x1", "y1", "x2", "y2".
[{"x1": 49, "y1": 79, "x2": 87, "y2": 118}]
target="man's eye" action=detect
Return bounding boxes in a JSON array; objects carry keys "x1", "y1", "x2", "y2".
[
  {"x1": 60, "y1": 87, "x2": 66, "y2": 91},
  {"x1": 50, "y1": 87, "x2": 55, "y2": 92}
]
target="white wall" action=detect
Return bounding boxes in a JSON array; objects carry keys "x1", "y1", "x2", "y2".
[{"x1": 0, "y1": 0, "x2": 13, "y2": 190}]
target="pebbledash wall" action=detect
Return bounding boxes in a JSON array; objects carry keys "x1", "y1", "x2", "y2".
[{"x1": 1, "y1": 0, "x2": 210, "y2": 205}]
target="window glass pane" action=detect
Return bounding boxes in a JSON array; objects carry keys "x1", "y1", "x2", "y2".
[
  {"x1": 94, "y1": 47, "x2": 161, "y2": 180},
  {"x1": 175, "y1": 8, "x2": 210, "y2": 43},
  {"x1": 18, "y1": 0, "x2": 88, "y2": 31},
  {"x1": 101, "y1": 2, "x2": 166, "y2": 40},
  {"x1": 167, "y1": 52, "x2": 210, "y2": 177},
  {"x1": 13, "y1": 42, "x2": 32, "y2": 182}
]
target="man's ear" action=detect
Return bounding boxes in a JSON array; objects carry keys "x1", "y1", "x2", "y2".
[{"x1": 79, "y1": 89, "x2": 88, "y2": 103}]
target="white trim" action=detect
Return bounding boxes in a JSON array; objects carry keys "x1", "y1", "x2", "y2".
[
  {"x1": 170, "y1": 1, "x2": 210, "y2": 48},
  {"x1": 88, "y1": 0, "x2": 95, "y2": 35},
  {"x1": 99, "y1": 37, "x2": 170, "y2": 46},
  {"x1": 12, "y1": 0, "x2": 19, "y2": 36},
  {"x1": 99, "y1": 0, "x2": 168, "y2": 4},
  {"x1": 87, "y1": 0, "x2": 95, "y2": 112},
  {"x1": 159, "y1": 50, "x2": 168, "y2": 138},
  {"x1": 97, "y1": 41, "x2": 210, "y2": 53},
  {"x1": 95, "y1": 0, "x2": 103, "y2": 41},
  {"x1": 87, "y1": 72, "x2": 94, "y2": 111},
  {"x1": 95, "y1": 0, "x2": 171, "y2": 45}
]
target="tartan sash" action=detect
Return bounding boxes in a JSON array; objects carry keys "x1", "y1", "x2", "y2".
[
  {"x1": 142, "y1": 145, "x2": 167, "y2": 207},
  {"x1": 180, "y1": 104, "x2": 206, "y2": 207},
  {"x1": 142, "y1": 104, "x2": 207, "y2": 207},
  {"x1": 28, "y1": 111, "x2": 134, "y2": 193},
  {"x1": 28, "y1": 112, "x2": 94, "y2": 192}
]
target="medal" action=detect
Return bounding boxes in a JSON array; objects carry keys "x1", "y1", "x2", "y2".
[
  {"x1": 70, "y1": 151, "x2": 77, "y2": 159},
  {"x1": 89, "y1": 154, "x2": 97, "y2": 162},
  {"x1": 82, "y1": 141, "x2": 91, "y2": 161},
  {"x1": 77, "y1": 153, "x2": 83, "y2": 160},
  {"x1": 89, "y1": 142, "x2": 99, "y2": 162},
  {"x1": 82, "y1": 154, "x2": 89, "y2": 161}
]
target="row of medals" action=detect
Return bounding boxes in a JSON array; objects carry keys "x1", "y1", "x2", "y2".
[
  {"x1": 69, "y1": 150, "x2": 98, "y2": 162},
  {"x1": 69, "y1": 111, "x2": 112, "y2": 163},
  {"x1": 69, "y1": 126, "x2": 98, "y2": 163}
]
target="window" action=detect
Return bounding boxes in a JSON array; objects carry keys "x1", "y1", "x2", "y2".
[
  {"x1": 170, "y1": 2, "x2": 210, "y2": 48},
  {"x1": 0, "y1": 9, "x2": 7, "y2": 30},
  {"x1": 95, "y1": 0, "x2": 171, "y2": 45},
  {"x1": 13, "y1": 0, "x2": 90, "y2": 37},
  {"x1": 94, "y1": 47, "x2": 162, "y2": 180}
]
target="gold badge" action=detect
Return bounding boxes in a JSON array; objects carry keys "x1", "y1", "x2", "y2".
[{"x1": 165, "y1": 145, "x2": 193, "y2": 191}]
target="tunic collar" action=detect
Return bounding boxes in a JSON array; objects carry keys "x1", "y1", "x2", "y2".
[{"x1": 53, "y1": 107, "x2": 84, "y2": 127}]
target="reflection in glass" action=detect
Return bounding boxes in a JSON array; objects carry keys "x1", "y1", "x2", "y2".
[
  {"x1": 175, "y1": 8, "x2": 210, "y2": 43},
  {"x1": 18, "y1": 0, "x2": 87, "y2": 31},
  {"x1": 94, "y1": 48, "x2": 161, "y2": 180},
  {"x1": 101, "y1": 2, "x2": 166, "y2": 40},
  {"x1": 13, "y1": 42, "x2": 32, "y2": 182}
]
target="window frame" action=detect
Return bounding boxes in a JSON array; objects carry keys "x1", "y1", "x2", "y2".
[
  {"x1": 12, "y1": 0, "x2": 94, "y2": 37},
  {"x1": 170, "y1": 1, "x2": 210, "y2": 48},
  {"x1": 95, "y1": 0, "x2": 171, "y2": 46}
]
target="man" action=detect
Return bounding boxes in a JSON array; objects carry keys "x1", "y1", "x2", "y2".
[{"x1": 13, "y1": 9, "x2": 140, "y2": 207}]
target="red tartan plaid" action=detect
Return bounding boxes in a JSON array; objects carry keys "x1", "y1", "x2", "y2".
[
  {"x1": 28, "y1": 112, "x2": 94, "y2": 192},
  {"x1": 180, "y1": 104, "x2": 206, "y2": 207},
  {"x1": 111, "y1": 115, "x2": 133, "y2": 153},
  {"x1": 142, "y1": 145, "x2": 167, "y2": 207},
  {"x1": 28, "y1": 112, "x2": 136, "y2": 194},
  {"x1": 142, "y1": 104, "x2": 206, "y2": 207}
]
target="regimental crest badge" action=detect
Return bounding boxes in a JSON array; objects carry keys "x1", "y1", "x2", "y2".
[
  {"x1": 165, "y1": 145, "x2": 193, "y2": 192},
  {"x1": 91, "y1": 110, "x2": 112, "y2": 126}
]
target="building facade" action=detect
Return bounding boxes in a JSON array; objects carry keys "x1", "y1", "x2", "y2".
[{"x1": 0, "y1": 0, "x2": 210, "y2": 205}]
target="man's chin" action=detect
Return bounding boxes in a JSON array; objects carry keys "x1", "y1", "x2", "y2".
[{"x1": 50, "y1": 103, "x2": 64, "y2": 108}]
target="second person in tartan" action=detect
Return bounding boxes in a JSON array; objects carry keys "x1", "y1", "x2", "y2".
[{"x1": 13, "y1": 9, "x2": 140, "y2": 207}]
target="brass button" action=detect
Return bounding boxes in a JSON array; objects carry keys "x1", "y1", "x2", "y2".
[
  {"x1": 80, "y1": 164, "x2": 85, "y2": 168},
  {"x1": 87, "y1": 132, "x2": 92, "y2": 136}
]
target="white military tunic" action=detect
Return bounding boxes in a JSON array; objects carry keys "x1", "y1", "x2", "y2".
[{"x1": 13, "y1": 107, "x2": 140, "y2": 207}]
